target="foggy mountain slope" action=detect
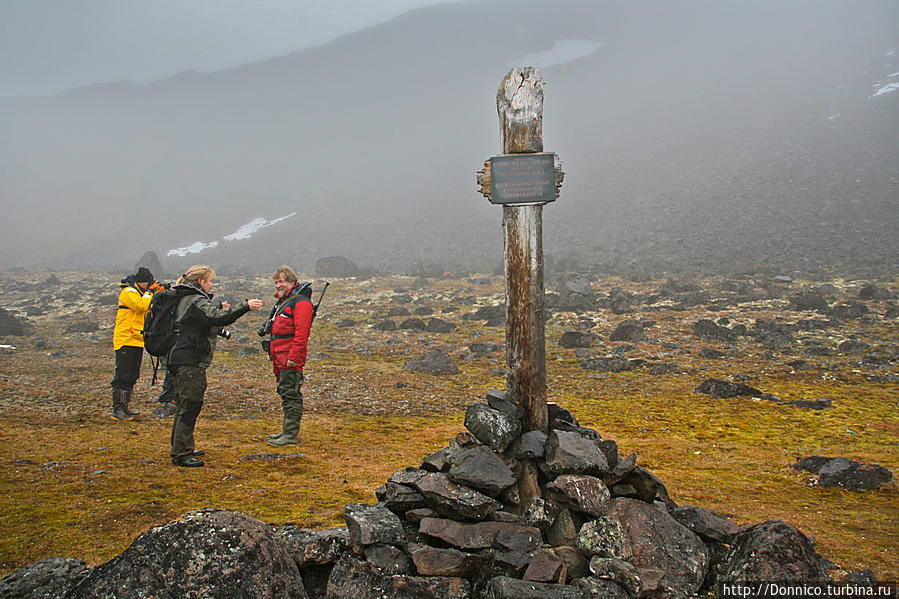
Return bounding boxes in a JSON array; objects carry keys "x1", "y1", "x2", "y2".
[{"x1": 0, "y1": 0, "x2": 896, "y2": 276}]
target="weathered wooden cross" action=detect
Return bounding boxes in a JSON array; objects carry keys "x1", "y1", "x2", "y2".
[{"x1": 477, "y1": 67, "x2": 564, "y2": 502}]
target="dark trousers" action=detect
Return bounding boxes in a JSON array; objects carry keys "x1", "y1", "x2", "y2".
[
  {"x1": 276, "y1": 369, "x2": 304, "y2": 420},
  {"x1": 158, "y1": 366, "x2": 175, "y2": 403},
  {"x1": 111, "y1": 345, "x2": 143, "y2": 390},
  {"x1": 170, "y1": 365, "x2": 207, "y2": 460}
]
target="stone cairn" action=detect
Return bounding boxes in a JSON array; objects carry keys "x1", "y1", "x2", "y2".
[
  {"x1": 1, "y1": 390, "x2": 837, "y2": 599},
  {"x1": 288, "y1": 390, "x2": 831, "y2": 598}
]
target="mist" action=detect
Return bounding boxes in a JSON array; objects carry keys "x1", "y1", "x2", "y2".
[{"x1": 0, "y1": 0, "x2": 896, "y2": 279}]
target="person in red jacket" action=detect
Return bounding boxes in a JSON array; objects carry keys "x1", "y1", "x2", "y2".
[{"x1": 264, "y1": 265, "x2": 314, "y2": 446}]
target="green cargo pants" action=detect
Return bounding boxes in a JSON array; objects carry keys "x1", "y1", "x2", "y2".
[{"x1": 170, "y1": 365, "x2": 207, "y2": 460}]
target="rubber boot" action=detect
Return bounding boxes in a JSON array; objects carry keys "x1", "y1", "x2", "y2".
[
  {"x1": 268, "y1": 415, "x2": 288, "y2": 440},
  {"x1": 268, "y1": 414, "x2": 300, "y2": 446},
  {"x1": 121, "y1": 389, "x2": 141, "y2": 418},
  {"x1": 111, "y1": 389, "x2": 133, "y2": 421}
]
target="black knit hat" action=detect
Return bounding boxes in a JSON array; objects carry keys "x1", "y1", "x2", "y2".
[{"x1": 134, "y1": 267, "x2": 154, "y2": 283}]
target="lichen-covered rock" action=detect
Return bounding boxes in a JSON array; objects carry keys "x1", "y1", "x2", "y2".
[
  {"x1": 608, "y1": 498, "x2": 709, "y2": 598},
  {"x1": 67, "y1": 508, "x2": 306, "y2": 599},
  {"x1": 344, "y1": 503, "x2": 407, "y2": 547},
  {"x1": 412, "y1": 472, "x2": 501, "y2": 521},
  {"x1": 277, "y1": 526, "x2": 349, "y2": 567},
  {"x1": 0, "y1": 557, "x2": 91, "y2": 599},
  {"x1": 543, "y1": 430, "x2": 609, "y2": 478},
  {"x1": 464, "y1": 403, "x2": 521, "y2": 452},
  {"x1": 545, "y1": 474, "x2": 611, "y2": 517},
  {"x1": 717, "y1": 520, "x2": 831, "y2": 583}
]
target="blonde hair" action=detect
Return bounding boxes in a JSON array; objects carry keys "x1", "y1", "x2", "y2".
[
  {"x1": 177, "y1": 265, "x2": 215, "y2": 286},
  {"x1": 272, "y1": 265, "x2": 298, "y2": 283}
]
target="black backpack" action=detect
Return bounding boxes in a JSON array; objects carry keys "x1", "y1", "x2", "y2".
[{"x1": 142, "y1": 288, "x2": 181, "y2": 357}]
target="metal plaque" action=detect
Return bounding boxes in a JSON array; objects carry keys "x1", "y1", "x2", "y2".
[{"x1": 489, "y1": 153, "x2": 556, "y2": 205}]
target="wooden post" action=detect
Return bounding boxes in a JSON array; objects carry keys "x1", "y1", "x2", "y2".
[
  {"x1": 476, "y1": 66, "x2": 563, "y2": 511},
  {"x1": 497, "y1": 67, "x2": 549, "y2": 435}
]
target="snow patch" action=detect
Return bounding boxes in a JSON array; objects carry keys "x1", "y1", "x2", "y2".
[
  {"x1": 517, "y1": 39, "x2": 603, "y2": 69},
  {"x1": 168, "y1": 241, "x2": 219, "y2": 257},
  {"x1": 167, "y1": 212, "x2": 296, "y2": 256},
  {"x1": 872, "y1": 82, "x2": 899, "y2": 97}
]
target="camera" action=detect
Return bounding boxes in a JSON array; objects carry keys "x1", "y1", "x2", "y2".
[
  {"x1": 257, "y1": 320, "x2": 272, "y2": 338},
  {"x1": 217, "y1": 327, "x2": 232, "y2": 340}
]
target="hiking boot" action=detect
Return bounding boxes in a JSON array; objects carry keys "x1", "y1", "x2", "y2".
[
  {"x1": 121, "y1": 389, "x2": 141, "y2": 417},
  {"x1": 172, "y1": 456, "x2": 204, "y2": 467},
  {"x1": 268, "y1": 414, "x2": 300, "y2": 446},
  {"x1": 111, "y1": 389, "x2": 133, "y2": 421}
]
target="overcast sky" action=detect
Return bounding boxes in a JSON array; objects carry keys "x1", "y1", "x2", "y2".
[{"x1": 0, "y1": 0, "x2": 461, "y2": 98}]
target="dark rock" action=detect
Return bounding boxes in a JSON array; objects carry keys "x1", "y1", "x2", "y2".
[
  {"x1": 570, "y1": 576, "x2": 632, "y2": 598},
  {"x1": 410, "y1": 545, "x2": 484, "y2": 578},
  {"x1": 466, "y1": 342, "x2": 502, "y2": 358},
  {"x1": 403, "y1": 349, "x2": 459, "y2": 375},
  {"x1": 421, "y1": 448, "x2": 451, "y2": 472},
  {"x1": 135, "y1": 251, "x2": 164, "y2": 280},
  {"x1": 473, "y1": 304, "x2": 505, "y2": 321},
  {"x1": 373, "y1": 319, "x2": 397, "y2": 331},
  {"x1": 580, "y1": 356, "x2": 632, "y2": 372},
  {"x1": 326, "y1": 554, "x2": 470, "y2": 599},
  {"x1": 67, "y1": 508, "x2": 307, "y2": 598},
  {"x1": 650, "y1": 363, "x2": 681, "y2": 375},
  {"x1": 412, "y1": 473, "x2": 501, "y2": 521},
  {"x1": 609, "y1": 320, "x2": 645, "y2": 343},
  {"x1": 0, "y1": 557, "x2": 91, "y2": 599},
  {"x1": 554, "y1": 545, "x2": 590, "y2": 580},
  {"x1": 545, "y1": 474, "x2": 611, "y2": 517},
  {"x1": 816, "y1": 458, "x2": 893, "y2": 490},
  {"x1": 607, "y1": 498, "x2": 709, "y2": 598},
  {"x1": 559, "y1": 330, "x2": 598, "y2": 348},
  {"x1": 485, "y1": 575, "x2": 584, "y2": 599},
  {"x1": 670, "y1": 505, "x2": 746, "y2": 544},
  {"x1": 277, "y1": 526, "x2": 349, "y2": 567},
  {"x1": 607, "y1": 287, "x2": 638, "y2": 314},
  {"x1": 790, "y1": 291, "x2": 829, "y2": 311},
  {"x1": 858, "y1": 284, "x2": 893, "y2": 300},
  {"x1": 694, "y1": 319, "x2": 737, "y2": 342},
  {"x1": 588, "y1": 556, "x2": 643, "y2": 598},
  {"x1": 364, "y1": 544, "x2": 415, "y2": 575},
  {"x1": 523, "y1": 549, "x2": 567, "y2": 583},
  {"x1": 694, "y1": 378, "x2": 763, "y2": 398},
  {"x1": 464, "y1": 403, "x2": 521, "y2": 453},
  {"x1": 447, "y1": 445, "x2": 517, "y2": 496},
  {"x1": 399, "y1": 317, "x2": 427, "y2": 330},
  {"x1": 426, "y1": 318, "x2": 456, "y2": 333},
  {"x1": 617, "y1": 466, "x2": 675, "y2": 507},
  {"x1": 829, "y1": 302, "x2": 870, "y2": 321},
  {"x1": 384, "y1": 481, "x2": 427, "y2": 512},
  {"x1": 699, "y1": 347, "x2": 728, "y2": 359},
  {"x1": 547, "y1": 403, "x2": 580, "y2": 427},
  {"x1": 0, "y1": 307, "x2": 31, "y2": 336},
  {"x1": 543, "y1": 430, "x2": 610, "y2": 478},
  {"x1": 336, "y1": 318, "x2": 356, "y2": 328},
  {"x1": 576, "y1": 515, "x2": 630, "y2": 560},
  {"x1": 63, "y1": 320, "x2": 99, "y2": 334},
  {"x1": 716, "y1": 520, "x2": 830, "y2": 583},
  {"x1": 509, "y1": 430, "x2": 547, "y2": 460},
  {"x1": 418, "y1": 518, "x2": 541, "y2": 550},
  {"x1": 786, "y1": 359, "x2": 814, "y2": 370},
  {"x1": 792, "y1": 456, "x2": 835, "y2": 473},
  {"x1": 315, "y1": 256, "x2": 359, "y2": 278},
  {"x1": 545, "y1": 507, "x2": 579, "y2": 547},
  {"x1": 387, "y1": 306, "x2": 411, "y2": 317},
  {"x1": 344, "y1": 503, "x2": 407, "y2": 547},
  {"x1": 788, "y1": 398, "x2": 833, "y2": 410},
  {"x1": 838, "y1": 339, "x2": 870, "y2": 353}
]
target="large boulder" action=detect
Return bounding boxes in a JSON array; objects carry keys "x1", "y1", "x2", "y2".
[
  {"x1": 315, "y1": 256, "x2": 360, "y2": 278},
  {"x1": 607, "y1": 498, "x2": 709, "y2": 598},
  {"x1": 67, "y1": 509, "x2": 306, "y2": 599},
  {"x1": 0, "y1": 557, "x2": 91, "y2": 599},
  {"x1": 0, "y1": 307, "x2": 31, "y2": 336},
  {"x1": 716, "y1": 520, "x2": 830, "y2": 583},
  {"x1": 404, "y1": 349, "x2": 460, "y2": 375}
]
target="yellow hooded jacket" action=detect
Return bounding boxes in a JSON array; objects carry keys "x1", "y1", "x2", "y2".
[{"x1": 114, "y1": 284, "x2": 153, "y2": 350}]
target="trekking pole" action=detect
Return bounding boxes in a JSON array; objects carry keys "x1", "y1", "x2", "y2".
[{"x1": 312, "y1": 282, "x2": 329, "y2": 321}]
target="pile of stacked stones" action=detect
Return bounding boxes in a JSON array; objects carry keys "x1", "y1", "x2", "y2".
[{"x1": 283, "y1": 390, "x2": 829, "y2": 599}]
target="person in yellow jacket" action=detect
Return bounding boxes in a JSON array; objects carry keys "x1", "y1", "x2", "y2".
[{"x1": 111, "y1": 267, "x2": 155, "y2": 420}]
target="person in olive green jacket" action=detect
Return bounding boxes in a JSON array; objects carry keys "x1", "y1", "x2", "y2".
[
  {"x1": 167, "y1": 265, "x2": 263, "y2": 467},
  {"x1": 111, "y1": 267, "x2": 155, "y2": 420}
]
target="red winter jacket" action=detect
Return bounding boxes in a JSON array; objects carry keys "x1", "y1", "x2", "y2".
[{"x1": 269, "y1": 284, "x2": 314, "y2": 375}]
